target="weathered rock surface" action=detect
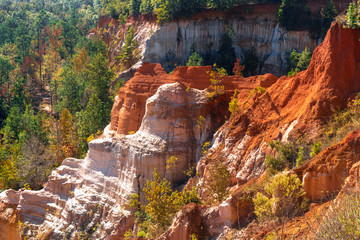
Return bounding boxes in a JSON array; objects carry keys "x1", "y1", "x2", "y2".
[
  {"x1": 0, "y1": 82, "x2": 222, "y2": 239},
  {"x1": 143, "y1": 4, "x2": 319, "y2": 76},
  {"x1": 199, "y1": 22, "x2": 360, "y2": 191},
  {"x1": 110, "y1": 63, "x2": 277, "y2": 134},
  {"x1": 295, "y1": 130, "x2": 360, "y2": 201},
  {"x1": 1, "y1": 18, "x2": 360, "y2": 240}
]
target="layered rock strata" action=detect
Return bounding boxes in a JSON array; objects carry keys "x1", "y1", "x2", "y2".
[
  {"x1": 96, "y1": 1, "x2": 353, "y2": 78},
  {"x1": 0, "y1": 82, "x2": 221, "y2": 239},
  {"x1": 110, "y1": 63, "x2": 277, "y2": 134}
]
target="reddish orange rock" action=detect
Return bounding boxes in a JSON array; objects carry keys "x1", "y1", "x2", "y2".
[
  {"x1": 110, "y1": 63, "x2": 277, "y2": 135},
  {"x1": 197, "y1": 23, "x2": 360, "y2": 187},
  {"x1": 295, "y1": 130, "x2": 360, "y2": 201}
]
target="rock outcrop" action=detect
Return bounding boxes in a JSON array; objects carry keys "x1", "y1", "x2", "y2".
[
  {"x1": 1, "y1": 18, "x2": 360, "y2": 240},
  {"x1": 0, "y1": 82, "x2": 218, "y2": 239},
  {"x1": 143, "y1": 3, "x2": 320, "y2": 76},
  {"x1": 0, "y1": 63, "x2": 277, "y2": 239},
  {"x1": 110, "y1": 63, "x2": 277, "y2": 134},
  {"x1": 295, "y1": 130, "x2": 360, "y2": 201}
]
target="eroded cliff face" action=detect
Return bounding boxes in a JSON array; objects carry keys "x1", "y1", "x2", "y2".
[
  {"x1": 0, "y1": 82, "x2": 219, "y2": 239},
  {"x1": 143, "y1": 4, "x2": 319, "y2": 76},
  {"x1": 199, "y1": 22, "x2": 360, "y2": 189},
  {"x1": 110, "y1": 63, "x2": 277, "y2": 134},
  {"x1": 0, "y1": 62, "x2": 278, "y2": 239},
  {"x1": 97, "y1": 2, "x2": 341, "y2": 79},
  {"x1": 160, "y1": 23, "x2": 360, "y2": 239},
  {"x1": 1, "y1": 20, "x2": 359, "y2": 240}
]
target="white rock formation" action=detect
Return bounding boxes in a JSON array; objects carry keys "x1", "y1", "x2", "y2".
[
  {"x1": 142, "y1": 17, "x2": 319, "y2": 76},
  {"x1": 0, "y1": 83, "x2": 216, "y2": 239}
]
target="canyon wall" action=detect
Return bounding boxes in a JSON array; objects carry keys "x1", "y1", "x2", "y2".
[
  {"x1": 98, "y1": 1, "x2": 354, "y2": 79},
  {"x1": 0, "y1": 64, "x2": 276, "y2": 239},
  {"x1": 143, "y1": 4, "x2": 319, "y2": 76},
  {"x1": 1, "y1": 17, "x2": 359, "y2": 240}
]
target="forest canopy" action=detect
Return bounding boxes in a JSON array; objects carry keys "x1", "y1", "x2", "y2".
[{"x1": 0, "y1": 0, "x2": 116, "y2": 191}]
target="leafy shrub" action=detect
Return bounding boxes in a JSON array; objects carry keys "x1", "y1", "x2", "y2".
[
  {"x1": 322, "y1": 93, "x2": 360, "y2": 147},
  {"x1": 205, "y1": 159, "x2": 231, "y2": 204},
  {"x1": 253, "y1": 172, "x2": 308, "y2": 224},
  {"x1": 247, "y1": 86, "x2": 266, "y2": 99},
  {"x1": 265, "y1": 141, "x2": 297, "y2": 173},
  {"x1": 265, "y1": 155, "x2": 287, "y2": 175},
  {"x1": 287, "y1": 47, "x2": 312, "y2": 76},
  {"x1": 207, "y1": 0, "x2": 236, "y2": 11},
  {"x1": 295, "y1": 147, "x2": 304, "y2": 167},
  {"x1": 207, "y1": 65, "x2": 226, "y2": 99},
  {"x1": 186, "y1": 52, "x2": 203, "y2": 66},
  {"x1": 129, "y1": 169, "x2": 200, "y2": 238},
  {"x1": 115, "y1": 26, "x2": 140, "y2": 71},
  {"x1": 315, "y1": 191, "x2": 360, "y2": 239},
  {"x1": 345, "y1": 2, "x2": 360, "y2": 29},
  {"x1": 228, "y1": 89, "x2": 239, "y2": 115},
  {"x1": 310, "y1": 142, "x2": 322, "y2": 158}
]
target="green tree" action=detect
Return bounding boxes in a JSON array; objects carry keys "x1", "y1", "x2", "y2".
[
  {"x1": 133, "y1": 169, "x2": 200, "y2": 238},
  {"x1": 186, "y1": 52, "x2": 203, "y2": 66},
  {"x1": 287, "y1": 47, "x2": 312, "y2": 76},
  {"x1": 345, "y1": 2, "x2": 360, "y2": 29},
  {"x1": 310, "y1": 142, "x2": 322, "y2": 157},
  {"x1": 265, "y1": 141, "x2": 300, "y2": 175},
  {"x1": 207, "y1": 65, "x2": 226, "y2": 99},
  {"x1": 228, "y1": 89, "x2": 239, "y2": 115},
  {"x1": 207, "y1": 0, "x2": 236, "y2": 11},
  {"x1": 205, "y1": 159, "x2": 231, "y2": 203},
  {"x1": 77, "y1": 94, "x2": 109, "y2": 153},
  {"x1": 0, "y1": 56, "x2": 14, "y2": 98},
  {"x1": 278, "y1": 0, "x2": 297, "y2": 29},
  {"x1": 130, "y1": 0, "x2": 141, "y2": 15},
  {"x1": 115, "y1": 26, "x2": 139, "y2": 70},
  {"x1": 322, "y1": 0, "x2": 337, "y2": 34},
  {"x1": 139, "y1": 0, "x2": 153, "y2": 14},
  {"x1": 143, "y1": 169, "x2": 178, "y2": 230},
  {"x1": 57, "y1": 67, "x2": 85, "y2": 114},
  {"x1": 152, "y1": 0, "x2": 177, "y2": 23},
  {"x1": 86, "y1": 53, "x2": 114, "y2": 104},
  {"x1": 2, "y1": 105, "x2": 41, "y2": 143}
]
